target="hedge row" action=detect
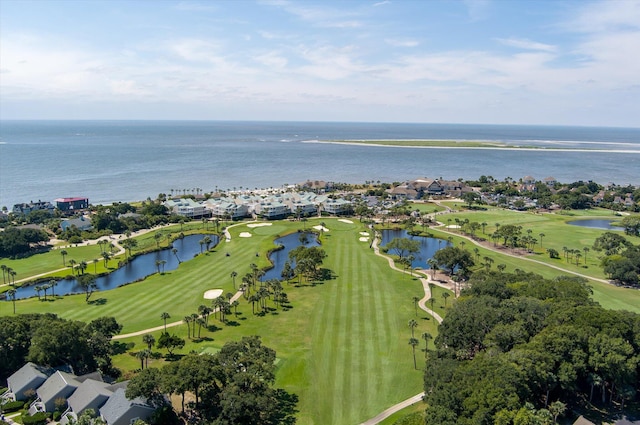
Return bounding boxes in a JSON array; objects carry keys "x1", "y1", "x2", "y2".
[
  {"x1": 1, "y1": 400, "x2": 25, "y2": 413},
  {"x1": 22, "y1": 412, "x2": 50, "y2": 425}
]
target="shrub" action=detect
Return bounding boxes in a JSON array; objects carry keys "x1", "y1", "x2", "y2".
[
  {"x1": 1, "y1": 400, "x2": 25, "y2": 413},
  {"x1": 53, "y1": 411, "x2": 62, "y2": 421},
  {"x1": 22, "y1": 412, "x2": 50, "y2": 425}
]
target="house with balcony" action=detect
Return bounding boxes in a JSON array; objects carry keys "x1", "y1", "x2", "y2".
[
  {"x1": 164, "y1": 198, "x2": 208, "y2": 218},
  {"x1": 55, "y1": 197, "x2": 89, "y2": 212},
  {"x1": 5, "y1": 362, "x2": 52, "y2": 402}
]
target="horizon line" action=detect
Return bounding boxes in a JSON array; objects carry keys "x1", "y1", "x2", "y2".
[{"x1": 1, "y1": 119, "x2": 639, "y2": 130}]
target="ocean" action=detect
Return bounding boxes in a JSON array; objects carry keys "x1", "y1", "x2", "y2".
[{"x1": 1, "y1": 120, "x2": 639, "y2": 209}]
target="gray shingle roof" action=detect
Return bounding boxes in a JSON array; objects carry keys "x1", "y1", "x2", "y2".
[
  {"x1": 7, "y1": 362, "x2": 51, "y2": 401},
  {"x1": 67, "y1": 379, "x2": 113, "y2": 415},
  {"x1": 99, "y1": 387, "x2": 154, "y2": 425},
  {"x1": 36, "y1": 371, "x2": 81, "y2": 411}
]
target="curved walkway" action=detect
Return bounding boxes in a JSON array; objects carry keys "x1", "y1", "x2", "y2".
[
  {"x1": 433, "y1": 225, "x2": 611, "y2": 285},
  {"x1": 114, "y1": 290, "x2": 244, "y2": 340},
  {"x1": 359, "y1": 237, "x2": 446, "y2": 425}
]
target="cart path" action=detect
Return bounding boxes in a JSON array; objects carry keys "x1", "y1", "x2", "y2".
[
  {"x1": 113, "y1": 290, "x2": 244, "y2": 340},
  {"x1": 358, "y1": 237, "x2": 444, "y2": 425}
]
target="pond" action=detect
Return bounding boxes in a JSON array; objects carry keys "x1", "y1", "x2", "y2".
[
  {"x1": 567, "y1": 219, "x2": 624, "y2": 231},
  {"x1": 9, "y1": 234, "x2": 218, "y2": 300},
  {"x1": 261, "y1": 232, "x2": 320, "y2": 281},
  {"x1": 380, "y1": 229, "x2": 450, "y2": 269}
]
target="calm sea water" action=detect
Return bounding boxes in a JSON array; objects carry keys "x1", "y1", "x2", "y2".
[{"x1": 1, "y1": 120, "x2": 639, "y2": 208}]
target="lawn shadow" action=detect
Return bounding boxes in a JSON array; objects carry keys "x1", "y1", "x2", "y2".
[
  {"x1": 225, "y1": 320, "x2": 240, "y2": 327},
  {"x1": 88, "y1": 298, "x2": 107, "y2": 305}
]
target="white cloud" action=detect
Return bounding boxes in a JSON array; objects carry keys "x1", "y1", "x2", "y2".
[
  {"x1": 385, "y1": 38, "x2": 419, "y2": 48},
  {"x1": 496, "y1": 38, "x2": 557, "y2": 52},
  {"x1": 567, "y1": 0, "x2": 640, "y2": 32}
]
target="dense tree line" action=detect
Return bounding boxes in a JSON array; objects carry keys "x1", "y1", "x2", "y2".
[
  {"x1": 126, "y1": 336, "x2": 297, "y2": 425},
  {"x1": 0, "y1": 227, "x2": 50, "y2": 258},
  {"x1": 423, "y1": 271, "x2": 640, "y2": 424},
  {"x1": 593, "y1": 232, "x2": 640, "y2": 286},
  {"x1": 0, "y1": 314, "x2": 122, "y2": 382}
]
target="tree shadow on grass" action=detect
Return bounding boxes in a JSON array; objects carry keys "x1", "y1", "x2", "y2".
[
  {"x1": 206, "y1": 324, "x2": 222, "y2": 333},
  {"x1": 111, "y1": 341, "x2": 131, "y2": 355},
  {"x1": 88, "y1": 298, "x2": 107, "y2": 305},
  {"x1": 225, "y1": 320, "x2": 240, "y2": 327}
]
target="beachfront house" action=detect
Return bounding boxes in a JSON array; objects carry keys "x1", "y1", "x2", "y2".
[
  {"x1": 55, "y1": 197, "x2": 89, "y2": 212},
  {"x1": 12, "y1": 201, "x2": 55, "y2": 216},
  {"x1": 254, "y1": 199, "x2": 290, "y2": 219},
  {"x1": 204, "y1": 198, "x2": 250, "y2": 220},
  {"x1": 164, "y1": 198, "x2": 208, "y2": 218},
  {"x1": 322, "y1": 198, "x2": 352, "y2": 215}
]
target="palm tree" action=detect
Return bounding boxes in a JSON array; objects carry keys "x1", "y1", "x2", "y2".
[
  {"x1": 497, "y1": 263, "x2": 506, "y2": 273},
  {"x1": 428, "y1": 297, "x2": 435, "y2": 312},
  {"x1": 78, "y1": 261, "x2": 87, "y2": 275},
  {"x1": 230, "y1": 271, "x2": 237, "y2": 289},
  {"x1": 408, "y1": 319, "x2": 418, "y2": 338},
  {"x1": 69, "y1": 259, "x2": 77, "y2": 275},
  {"x1": 153, "y1": 231, "x2": 164, "y2": 249},
  {"x1": 422, "y1": 332, "x2": 432, "y2": 357},
  {"x1": 196, "y1": 317, "x2": 206, "y2": 338},
  {"x1": 409, "y1": 338, "x2": 419, "y2": 369},
  {"x1": 412, "y1": 296, "x2": 420, "y2": 316},
  {"x1": 1, "y1": 264, "x2": 7, "y2": 285},
  {"x1": 583, "y1": 247, "x2": 590, "y2": 264},
  {"x1": 60, "y1": 250, "x2": 68, "y2": 266},
  {"x1": 49, "y1": 279, "x2": 57, "y2": 298},
  {"x1": 142, "y1": 334, "x2": 156, "y2": 351},
  {"x1": 93, "y1": 258, "x2": 99, "y2": 274},
  {"x1": 136, "y1": 349, "x2": 150, "y2": 370},
  {"x1": 7, "y1": 288, "x2": 17, "y2": 314},
  {"x1": 481, "y1": 222, "x2": 487, "y2": 234},
  {"x1": 427, "y1": 258, "x2": 438, "y2": 280},
  {"x1": 183, "y1": 316, "x2": 192, "y2": 339},
  {"x1": 172, "y1": 248, "x2": 181, "y2": 263},
  {"x1": 442, "y1": 292, "x2": 450, "y2": 307},
  {"x1": 203, "y1": 236, "x2": 212, "y2": 252},
  {"x1": 102, "y1": 252, "x2": 111, "y2": 268},
  {"x1": 161, "y1": 312, "x2": 171, "y2": 333},
  {"x1": 539, "y1": 232, "x2": 545, "y2": 248},
  {"x1": 155, "y1": 260, "x2": 162, "y2": 274},
  {"x1": 35, "y1": 285, "x2": 42, "y2": 300}
]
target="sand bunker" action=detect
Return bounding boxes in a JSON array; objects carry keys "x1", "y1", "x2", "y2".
[
  {"x1": 313, "y1": 225, "x2": 329, "y2": 232},
  {"x1": 359, "y1": 232, "x2": 369, "y2": 236},
  {"x1": 339, "y1": 219, "x2": 354, "y2": 224},
  {"x1": 359, "y1": 237, "x2": 370, "y2": 242},
  {"x1": 447, "y1": 225, "x2": 461, "y2": 229},
  {"x1": 203, "y1": 289, "x2": 223, "y2": 299},
  {"x1": 239, "y1": 232, "x2": 252, "y2": 238},
  {"x1": 247, "y1": 223, "x2": 272, "y2": 228}
]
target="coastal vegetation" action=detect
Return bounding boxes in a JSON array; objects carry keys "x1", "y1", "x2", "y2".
[{"x1": 2, "y1": 177, "x2": 640, "y2": 424}]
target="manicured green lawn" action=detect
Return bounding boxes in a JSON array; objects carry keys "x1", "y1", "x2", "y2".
[{"x1": 3, "y1": 218, "x2": 441, "y2": 425}]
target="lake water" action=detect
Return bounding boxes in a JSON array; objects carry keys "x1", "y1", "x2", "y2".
[
  {"x1": 567, "y1": 219, "x2": 624, "y2": 231},
  {"x1": 10, "y1": 234, "x2": 217, "y2": 300},
  {"x1": 380, "y1": 229, "x2": 450, "y2": 269},
  {"x1": 1, "y1": 121, "x2": 639, "y2": 209},
  {"x1": 261, "y1": 232, "x2": 320, "y2": 281}
]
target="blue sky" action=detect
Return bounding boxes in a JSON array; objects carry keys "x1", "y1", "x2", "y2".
[{"x1": 1, "y1": 0, "x2": 639, "y2": 126}]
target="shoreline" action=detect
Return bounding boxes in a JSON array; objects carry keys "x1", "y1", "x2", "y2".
[{"x1": 303, "y1": 139, "x2": 640, "y2": 154}]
